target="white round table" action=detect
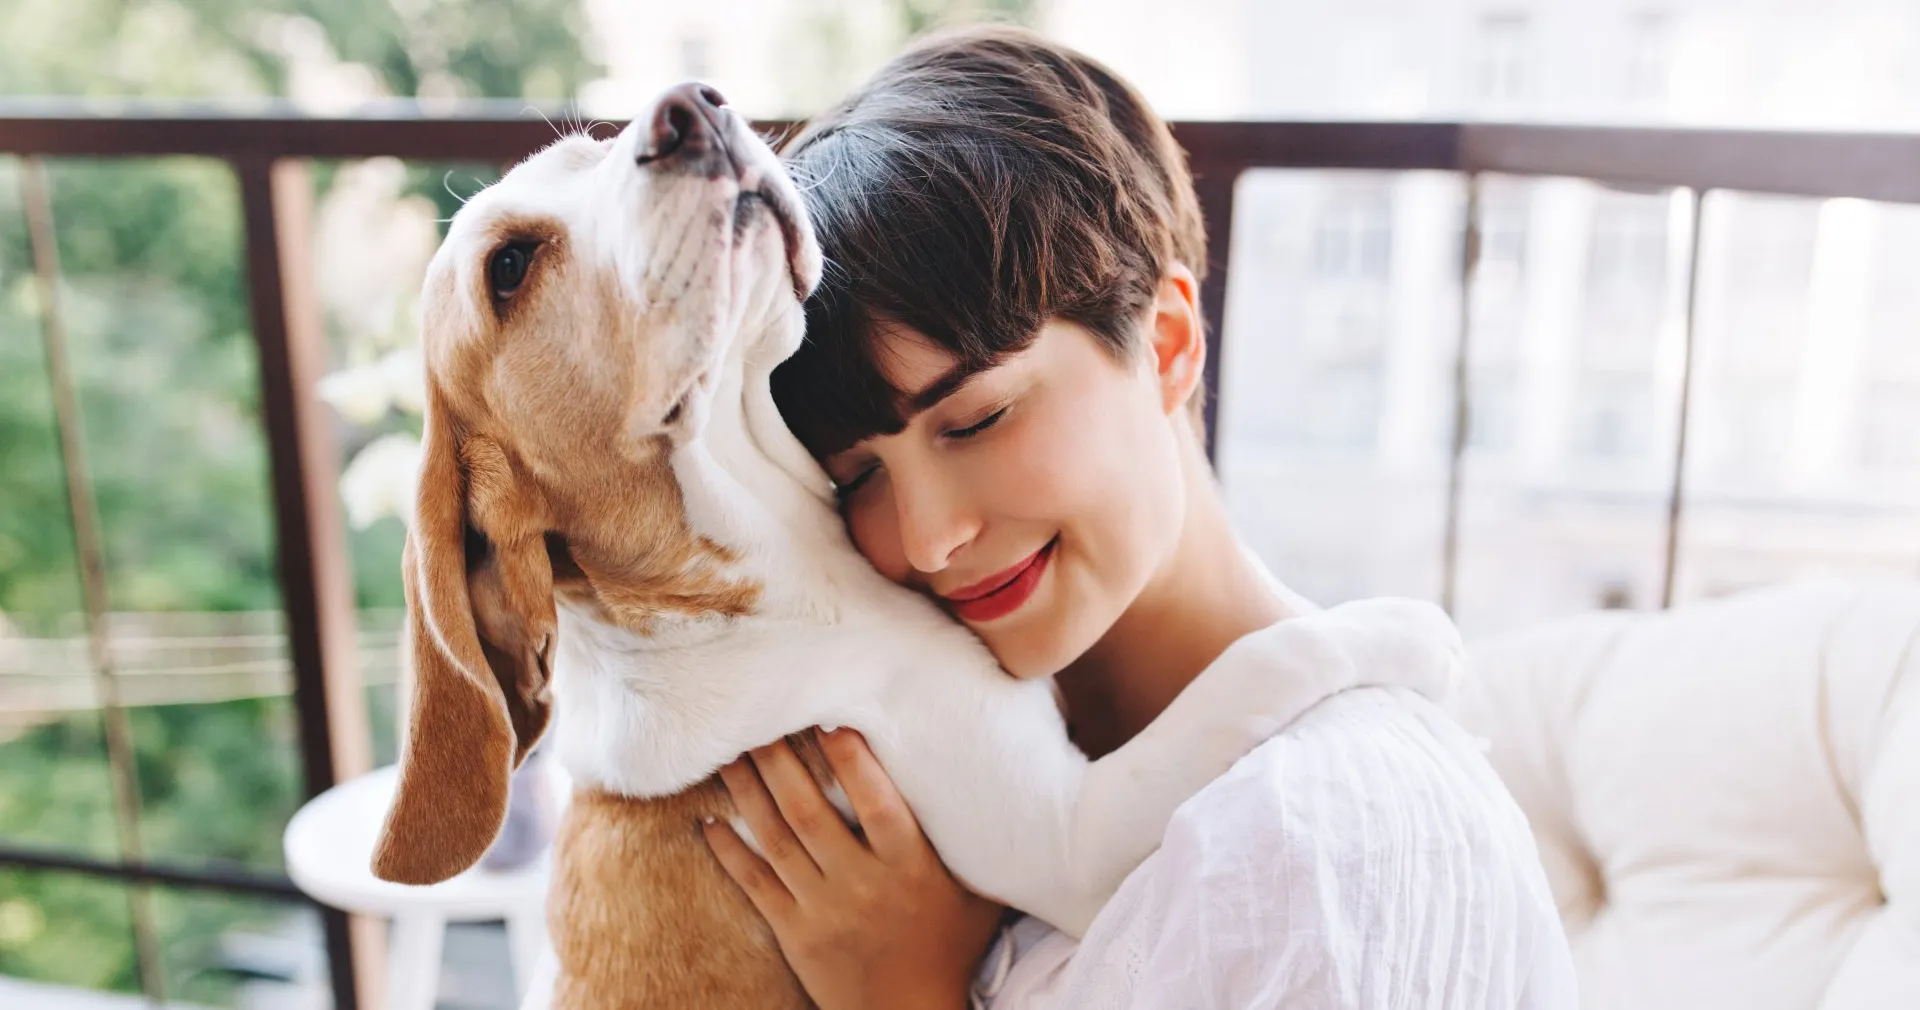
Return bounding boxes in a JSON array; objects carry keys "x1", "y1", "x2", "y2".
[{"x1": 283, "y1": 764, "x2": 554, "y2": 1010}]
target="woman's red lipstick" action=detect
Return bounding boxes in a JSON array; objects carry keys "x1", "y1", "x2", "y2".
[{"x1": 942, "y1": 540, "x2": 1056, "y2": 624}]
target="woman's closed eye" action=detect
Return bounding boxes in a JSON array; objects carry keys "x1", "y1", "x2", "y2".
[
  {"x1": 832, "y1": 406, "x2": 1008, "y2": 502},
  {"x1": 834, "y1": 462, "x2": 880, "y2": 502},
  {"x1": 943, "y1": 406, "x2": 1008, "y2": 441}
]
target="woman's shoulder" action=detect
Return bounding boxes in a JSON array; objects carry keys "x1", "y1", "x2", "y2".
[
  {"x1": 973, "y1": 690, "x2": 1578, "y2": 1009},
  {"x1": 1167, "y1": 686, "x2": 1537, "y2": 861}
]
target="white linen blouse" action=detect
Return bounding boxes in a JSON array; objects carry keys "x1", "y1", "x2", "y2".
[{"x1": 971, "y1": 583, "x2": 1577, "y2": 1009}]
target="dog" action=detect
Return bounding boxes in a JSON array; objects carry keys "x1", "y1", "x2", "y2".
[{"x1": 368, "y1": 82, "x2": 1465, "y2": 1008}]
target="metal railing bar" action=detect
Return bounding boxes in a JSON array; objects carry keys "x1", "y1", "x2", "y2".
[
  {"x1": 1174, "y1": 121, "x2": 1462, "y2": 177},
  {"x1": 1441, "y1": 175, "x2": 1483, "y2": 616},
  {"x1": 0, "y1": 844, "x2": 308, "y2": 900},
  {"x1": 1662, "y1": 188, "x2": 1709, "y2": 608},
  {"x1": 7, "y1": 114, "x2": 1920, "y2": 207},
  {"x1": 0, "y1": 112, "x2": 567, "y2": 162},
  {"x1": 0, "y1": 110, "x2": 739, "y2": 163},
  {"x1": 0, "y1": 115, "x2": 1446, "y2": 175},
  {"x1": 21, "y1": 156, "x2": 170, "y2": 1005},
  {"x1": 1461, "y1": 124, "x2": 1920, "y2": 205}
]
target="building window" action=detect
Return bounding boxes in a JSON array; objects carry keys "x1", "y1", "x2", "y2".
[
  {"x1": 1625, "y1": 11, "x2": 1672, "y2": 104},
  {"x1": 1472, "y1": 187, "x2": 1532, "y2": 371},
  {"x1": 1703, "y1": 382, "x2": 1796, "y2": 475},
  {"x1": 1467, "y1": 368, "x2": 1519, "y2": 451},
  {"x1": 1473, "y1": 13, "x2": 1531, "y2": 103},
  {"x1": 1586, "y1": 194, "x2": 1669, "y2": 296},
  {"x1": 679, "y1": 35, "x2": 712, "y2": 79},
  {"x1": 1305, "y1": 362, "x2": 1386, "y2": 449},
  {"x1": 1720, "y1": 197, "x2": 1818, "y2": 375},
  {"x1": 1573, "y1": 375, "x2": 1656, "y2": 460},
  {"x1": 1860, "y1": 385, "x2": 1920, "y2": 471},
  {"x1": 1725, "y1": 198, "x2": 1818, "y2": 292},
  {"x1": 1295, "y1": 300, "x2": 1388, "y2": 449},
  {"x1": 1330, "y1": 304, "x2": 1388, "y2": 359},
  {"x1": 1480, "y1": 198, "x2": 1529, "y2": 273},
  {"x1": 1311, "y1": 192, "x2": 1394, "y2": 282}
]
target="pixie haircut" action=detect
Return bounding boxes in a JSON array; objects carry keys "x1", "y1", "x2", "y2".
[{"x1": 768, "y1": 25, "x2": 1209, "y2": 461}]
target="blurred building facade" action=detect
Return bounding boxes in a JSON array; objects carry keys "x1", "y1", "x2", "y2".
[{"x1": 1188, "y1": 0, "x2": 1920, "y2": 631}]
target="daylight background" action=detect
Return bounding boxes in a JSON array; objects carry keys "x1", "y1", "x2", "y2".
[{"x1": 3, "y1": 0, "x2": 1919, "y2": 1006}]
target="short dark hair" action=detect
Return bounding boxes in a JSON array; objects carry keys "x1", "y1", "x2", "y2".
[{"x1": 769, "y1": 25, "x2": 1208, "y2": 460}]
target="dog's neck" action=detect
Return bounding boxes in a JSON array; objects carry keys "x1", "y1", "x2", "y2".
[
  {"x1": 544, "y1": 309, "x2": 995, "y2": 799},
  {"x1": 663, "y1": 311, "x2": 882, "y2": 627}
]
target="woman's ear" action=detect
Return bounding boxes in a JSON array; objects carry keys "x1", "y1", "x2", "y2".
[{"x1": 1148, "y1": 262, "x2": 1206, "y2": 416}]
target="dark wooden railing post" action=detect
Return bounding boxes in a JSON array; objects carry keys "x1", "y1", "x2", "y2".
[
  {"x1": 234, "y1": 154, "x2": 378, "y2": 1010},
  {"x1": 1192, "y1": 168, "x2": 1242, "y2": 460}
]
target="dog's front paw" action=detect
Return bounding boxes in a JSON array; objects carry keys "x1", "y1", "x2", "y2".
[{"x1": 1314, "y1": 598, "x2": 1465, "y2": 704}]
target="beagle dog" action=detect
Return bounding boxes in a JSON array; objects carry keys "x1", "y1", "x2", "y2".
[{"x1": 370, "y1": 83, "x2": 1464, "y2": 1009}]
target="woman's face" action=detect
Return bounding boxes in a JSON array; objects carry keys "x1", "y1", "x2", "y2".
[{"x1": 821, "y1": 317, "x2": 1192, "y2": 679}]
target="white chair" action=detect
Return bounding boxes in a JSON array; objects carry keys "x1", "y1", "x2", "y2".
[
  {"x1": 283, "y1": 764, "x2": 556, "y2": 1010},
  {"x1": 1453, "y1": 580, "x2": 1920, "y2": 1010}
]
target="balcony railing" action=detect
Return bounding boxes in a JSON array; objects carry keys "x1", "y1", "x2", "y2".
[{"x1": 5, "y1": 103, "x2": 1920, "y2": 1009}]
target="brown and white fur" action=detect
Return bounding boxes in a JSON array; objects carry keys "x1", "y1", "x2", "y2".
[{"x1": 368, "y1": 84, "x2": 1465, "y2": 1009}]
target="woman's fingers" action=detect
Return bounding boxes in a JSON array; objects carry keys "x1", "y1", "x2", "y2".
[
  {"x1": 702, "y1": 817, "x2": 796, "y2": 924},
  {"x1": 818, "y1": 728, "x2": 933, "y2": 866},
  {"x1": 719, "y1": 755, "x2": 824, "y2": 895},
  {"x1": 747, "y1": 738, "x2": 867, "y2": 875}
]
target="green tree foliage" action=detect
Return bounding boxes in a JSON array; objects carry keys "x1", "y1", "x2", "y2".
[
  {"x1": 0, "y1": 699, "x2": 301, "y2": 998},
  {"x1": 0, "y1": 157, "x2": 272, "y2": 624},
  {"x1": 894, "y1": 0, "x2": 1037, "y2": 35}
]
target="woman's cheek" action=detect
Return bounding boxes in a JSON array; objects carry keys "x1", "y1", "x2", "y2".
[
  {"x1": 845, "y1": 489, "x2": 913, "y2": 586},
  {"x1": 1010, "y1": 397, "x2": 1113, "y2": 513}
]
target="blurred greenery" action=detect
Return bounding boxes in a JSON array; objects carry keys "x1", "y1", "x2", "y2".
[
  {"x1": 0, "y1": 0, "x2": 599, "y2": 1002},
  {"x1": 0, "y1": 0, "x2": 598, "y2": 101},
  {"x1": 0, "y1": 157, "x2": 273, "y2": 624},
  {"x1": 896, "y1": 0, "x2": 1037, "y2": 34},
  {"x1": 0, "y1": 0, "x2": 1035, "y2": 1002},
  {"x1": 0, "y1": 867, "x2": 133, "y2": 993},
  {"x1": 0, "y1": 701, "x2": 302, "y2": 1000}
]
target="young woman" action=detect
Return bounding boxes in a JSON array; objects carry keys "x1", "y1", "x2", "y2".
[{"x1": 700, "y1": 26, "x2": 1577, "y2": 1010}]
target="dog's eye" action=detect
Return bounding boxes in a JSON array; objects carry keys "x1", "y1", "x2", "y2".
[{"x1": 489, "y1": 241, "x2": 538, "y2": 298}]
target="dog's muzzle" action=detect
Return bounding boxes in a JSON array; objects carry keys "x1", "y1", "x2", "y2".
[
  {"x1": 635, "y1": 82, "x2": 736, "y2": 179},
  {"x1": 632, "y1": 80, "x2": 819, "y2": 300}
]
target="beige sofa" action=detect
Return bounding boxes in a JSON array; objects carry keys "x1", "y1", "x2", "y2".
[{"x1": 1452, "y1": 581, "x2": 1919, "y2": 1010}]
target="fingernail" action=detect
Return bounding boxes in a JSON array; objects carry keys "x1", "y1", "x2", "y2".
[{"x1": 702, "y1": 815, "x2": 716, "y2": 826}]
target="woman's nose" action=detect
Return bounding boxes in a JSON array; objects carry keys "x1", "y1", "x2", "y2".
[{"x1": 894, "y1": 472, "x2": 979, "y2": 576}]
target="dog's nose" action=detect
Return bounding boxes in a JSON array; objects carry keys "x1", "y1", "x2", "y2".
[{"x1": 638, "y1": 83, "x2": 730, "y2": 172}]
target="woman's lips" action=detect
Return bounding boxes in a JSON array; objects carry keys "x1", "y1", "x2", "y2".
[{"x1": 943, "y1": 539, "x2": 1056, "y2": 624}]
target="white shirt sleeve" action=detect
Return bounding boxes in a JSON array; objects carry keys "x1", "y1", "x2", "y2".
[{"x1": 971, "y1": 688, "x2": 1578, "y2": 1010}]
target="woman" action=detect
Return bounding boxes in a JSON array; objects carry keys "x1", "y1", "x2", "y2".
[{"x1": 699, "y1": 25, "x2": 1576, "y2": 1010}]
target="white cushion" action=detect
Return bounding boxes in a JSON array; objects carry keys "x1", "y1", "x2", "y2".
[{"x1": 1452, "y1": 581, "x2": 1920, "y2": 1010}]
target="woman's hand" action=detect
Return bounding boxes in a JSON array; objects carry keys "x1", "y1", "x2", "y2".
[{"x1": 703, "y1": 728, "x2": 1006, "y2": 1010}]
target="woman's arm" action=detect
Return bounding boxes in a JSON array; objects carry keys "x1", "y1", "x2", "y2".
[{"x1": 703, "y1": 728, "x2": 1006, "y2": 1010}]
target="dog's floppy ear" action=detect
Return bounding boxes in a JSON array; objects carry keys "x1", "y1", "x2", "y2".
[{"x1": 371, "y1": 385, "x2": 557, "y2": 885}]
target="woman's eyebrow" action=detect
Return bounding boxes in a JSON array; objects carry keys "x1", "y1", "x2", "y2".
[{"x1": 905, "y1": 362, "x2": 989, "y2": 414}]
